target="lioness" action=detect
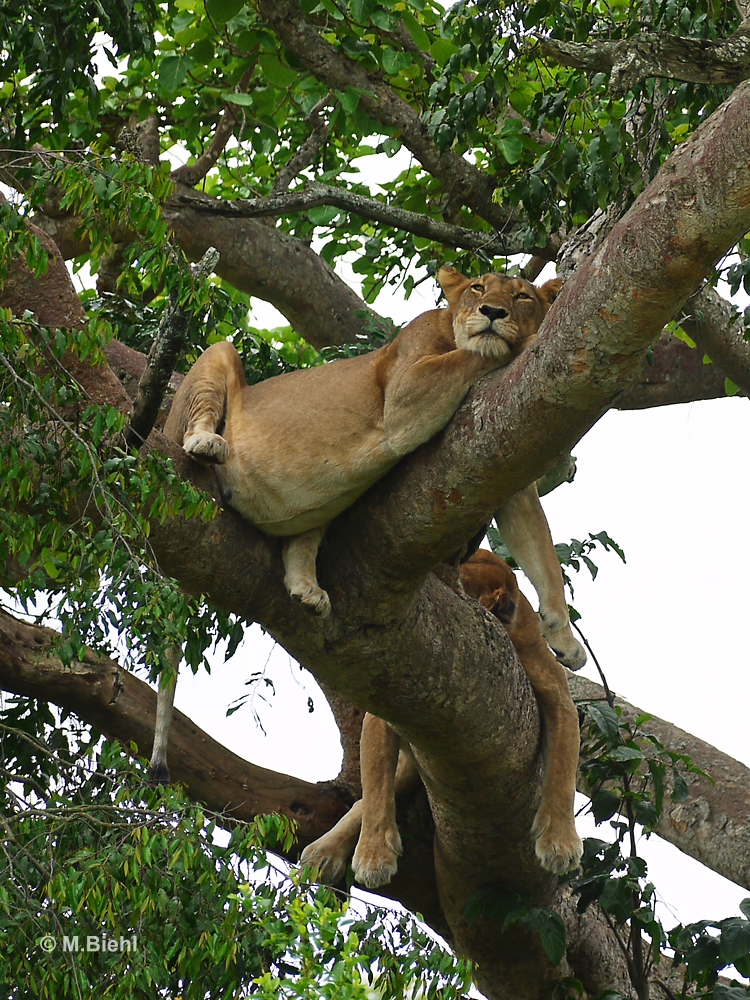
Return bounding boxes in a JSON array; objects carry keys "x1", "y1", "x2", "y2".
[
  {"x1": 300, "y1": 550, "x2": 583, "y2": 884},
  {"x1": 163, "y1": 266, "x2": 583, "y2": 670}
]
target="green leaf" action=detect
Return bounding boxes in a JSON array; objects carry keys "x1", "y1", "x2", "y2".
[
  {"x1": 538, "y1": 911, "x2": 567, "y2": 966},
  {"x1": 205, "y1": 0, "x2": 245, "y2": 24},
  {"x1": 351, "y1": 0, "x2": 376, "y2": 19},
  {"x1": 726, "y1": 377, "x2": 741, "y2": 396},
  {"x1": 335, "y1": 87, "x2": 361, "y2": 113},
  {"x1": 591, "y1": 790, "x2": 620, "y2": 824},
  {"x1": 609, "y1": 746, "x2": 644, "y2": 761},
  {"x1": 599, "y1": 878, "x2": 634, "y2": 924},
  {"x1": 258, "y1": 53, "x2": 300, "y2": 89},
  {"x1": 587, "y1": 702, "x2": 620, "y2": 742},
  {"x1": 401, "y1": 9, "x2": 430, "y2": 49},
  {"x1": 497, "y1": 134, "x2": 524, "y2": 164},
  {"x1": 220, "y1": 91, "x2": 255, "y2": 106},
  {"x1": 159, "y1": 54, "x2": 193, "y2": 93}
]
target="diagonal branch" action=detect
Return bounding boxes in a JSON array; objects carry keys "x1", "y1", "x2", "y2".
[
  {"x1": 170, "y1": 70, "x2": 254, "y2": 187},
  {"x1": 270, "y1": 96, "x2": 331, "y2": 196},
  {"x1": 538, "y1": 27, "x2": 750, "y2": 96},
  {"x1": 124, "y1": 247, "x2": 221, "y2": 449},
  {"x1": 255, "y1": 0, "x2": 530, "y2": 245}
]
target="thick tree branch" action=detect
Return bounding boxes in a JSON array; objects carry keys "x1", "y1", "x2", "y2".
[
  {"x1": 568, "y1": 673, "x2": 750, "y2": 891},
  {"x1": 31, "y1": 188, "x2": 390, "y2": 350},
  {"x1": 613, "y1": 328, "x2": 736, "y2": 408},
  {"x1": 683, "y1": 284, "x2": 750, "y2": 396},
  {"x1": 173, "y1": 180, "x2": 527, "y2": 254},
  {"x1": 0, "y1": 607, "x2": 349, "y2": 847},
  {"x1": 538, "y1": 27, "x2": 750, "y2": 95}
]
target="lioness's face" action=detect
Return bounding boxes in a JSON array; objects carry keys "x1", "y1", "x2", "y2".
[{"x1": 438, "y1": 267, "x2": 562, "y2": 362}]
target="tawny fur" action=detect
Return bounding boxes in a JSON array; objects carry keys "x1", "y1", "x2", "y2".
[{"x1": 300, "y1": 551, "x2": 583, "y2": 887}]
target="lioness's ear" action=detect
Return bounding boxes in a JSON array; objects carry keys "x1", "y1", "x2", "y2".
[
  {"x1": 536, "y1": 277, "x2": 563, "y2": 307},
  {"x1": 437, "y1": 265, "x2": 470, "y2": 309}
]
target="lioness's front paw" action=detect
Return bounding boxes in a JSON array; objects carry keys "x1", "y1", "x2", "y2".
[
  {"x1": 352, "y1": 829, "x2": 402, "y2": 889},
  {"x1": 183, "y1": 431, "x2": 230, "y2": 466},
  {"x1": 299, "y1": 838, "x2": 349, "y2": 886},
  {"x1": 540, "y1": 618, "x2": 587, "y2": 671},
  {"x1": 290, "y1": 585, "x2": 331, "y2": 618},
  {"x1": 532, "y1": 810, "x2": 583, "y2": 874}
]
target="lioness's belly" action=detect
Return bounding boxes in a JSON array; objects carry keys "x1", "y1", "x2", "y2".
[{"x1": 217, "y1": 358, "x2": 397, "y2": 536}]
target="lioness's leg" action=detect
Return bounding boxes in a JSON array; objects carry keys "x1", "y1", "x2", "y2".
[
  {"x1": 495, "y1": 483, "x2": 586, "y2": 670},
  {"x1": 164, "y1": 341, "x2": 246, "y2": 464},
  {"x1": 299, "y1": 800, "x2": 363, "y2": 886},
  {"x1": 283, "y1": 527, "x2": 331, "y2": 618},
  {"x1": 508, "y1": 592, "x2": 583, "y2": 874},
  {"x1": 351, "y1": 714, "x2": 403, "y2": 888},
  {"x1": 299, "y1": 730, "x2": 418, "y2": 887}
]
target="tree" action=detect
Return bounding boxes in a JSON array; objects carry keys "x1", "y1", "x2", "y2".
[{"x1": 1, "y1": 0, "x2": 750, "y2": 997}]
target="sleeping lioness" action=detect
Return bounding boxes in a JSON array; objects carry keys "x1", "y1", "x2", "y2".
[
  {"x1": 163, "y1": 266, "x2": 584, "y2": 670},
  {"x1": 300, "y1": 549, "x2": 583, "y2": 884}
]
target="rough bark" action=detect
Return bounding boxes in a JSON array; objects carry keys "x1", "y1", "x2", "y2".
[
  {"x1": 568, "y1": 674, "x2": 750, "y2": 892},
  {"x1": 539, "y1": 27, "x2": 750, "y2": 95}
]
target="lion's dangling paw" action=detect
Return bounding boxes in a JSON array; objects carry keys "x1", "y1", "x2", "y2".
[
  {"x1": 290, "y1": 584, "x2": 331, "y2": 618},
  {"x1": 532, "y1": 809, "x2": 583, "y2": 874},
  {"x1": 299, "y1": 836, "x2": 349, "y2": 886},
  {"x1": 183, "y1": 431, "x2": 230, "y2": 466},
  {"x1": 539, "y1": 616, "x2": 587, "y2": 671},
  {"x1": 352, "y1": 826, "x2": 402, "y2": 889}
]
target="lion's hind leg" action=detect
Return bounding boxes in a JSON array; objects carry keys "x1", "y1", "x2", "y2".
[
  {"x1": 164, "y1": 341, "x2": 246, "y2": 465},
  {"x1": 508, "y1": 593, "x2": 583, "y2": 874},
  {"x1": 283, "y1": 527, "x2": 331, "y2": 618},
  {"x1": 300, "y1": 801, "x2": 363, "y2": 885}
]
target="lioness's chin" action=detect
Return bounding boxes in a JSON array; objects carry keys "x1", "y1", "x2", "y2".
[{"x1": 466, "y1": 334, "x2": 513, "y2": 363}]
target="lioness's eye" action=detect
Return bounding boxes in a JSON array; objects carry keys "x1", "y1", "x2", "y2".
[
  {"x1": 515, "y1": 292, "x2": 532, "y2": 300},
  {"x1": 471, "y1": 283, "x2": 484, "y2": 292}
]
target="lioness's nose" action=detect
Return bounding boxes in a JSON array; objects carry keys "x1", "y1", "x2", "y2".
[{"x1": 480, "y1": 304, "x2": 509, "y2": 322}]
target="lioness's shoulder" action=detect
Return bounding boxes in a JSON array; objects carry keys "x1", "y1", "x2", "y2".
[{"x1": 388, "y1": 306, "x2": 457, "y2": 358}]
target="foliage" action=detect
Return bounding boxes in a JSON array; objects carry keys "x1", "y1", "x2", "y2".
[
  {"x1": 570, "y1": 690, "x2": 748, "y2": 1000},
  {"x1": 0, "y1": 702, "x2": 473, "y2": 999}
]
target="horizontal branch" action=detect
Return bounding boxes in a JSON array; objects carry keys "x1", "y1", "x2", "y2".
[
  {"x1": 0, "y1": 607, "x2": 348, "y2": 847},
  {"x1": 173, "y1": 181, "x2": 527, "y2": 255},
  {"x1": 568, "y1": 673, "x2": 750, "y2": 891},
  {"x1": 30, "y1": 187, "x2": 390, "y2": 350},
  {"x1": 538, "y1": 27, "x2": 750, "y2": 95},
  {"x1": 683, "y1": 284, "x2": 750, "y2": 396}
]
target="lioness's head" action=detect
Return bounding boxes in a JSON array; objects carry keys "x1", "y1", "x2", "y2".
[{"x1": 438, "y1": 266, "x2": 562, "y2": 362}]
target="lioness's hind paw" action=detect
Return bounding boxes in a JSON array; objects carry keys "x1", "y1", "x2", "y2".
[
  {"x1": 290, "y1": 585, "x2": 331, "y2": 618},
  {"x1": 183, "y1": 431, "x2": 230, "y2": 466},
  {"x1": 533, "y1": 825, "x2": 583, "y2": 875},
  {"x1": 352, "y1": 847, "x2": 400, "y2": 889},
  {"x1": 299, "y1": 841, "x2": 348, "y2": 886},
  {"x1": 541, "y1": 621, "x2": 587, "y2": 671}
]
